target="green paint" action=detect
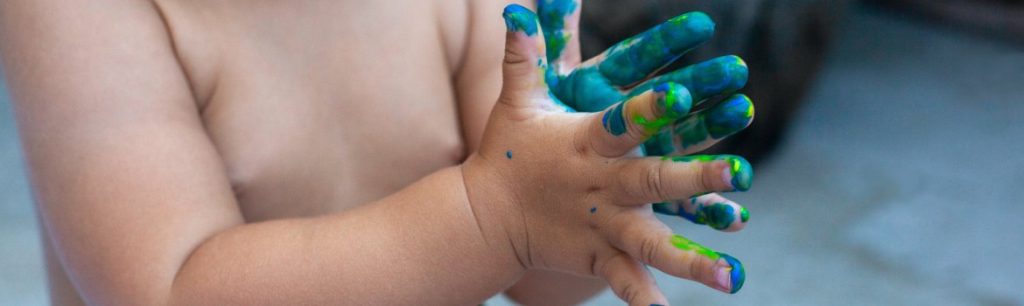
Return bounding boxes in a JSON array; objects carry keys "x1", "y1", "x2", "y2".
[
  {"x1": 698, "y1": 202, "x2": 737, "y2": 231},
  {"x1": 670, "y1": 234, "x2": 720, "y2": 261},
  {"x1": 537, "y1": 0, "x2": 578, "y2": 61},
  {"x1": 740, "y1": 207, "x2": 750, "y2": 223},
  {"x1": 632, "y1": 83, "x2": 692, "y2": 134}
]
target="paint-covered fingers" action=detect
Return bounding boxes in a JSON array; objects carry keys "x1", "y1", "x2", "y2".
[
  {"x1": 537, "y1": 0, "x2": 582, "y2": 71},
  {"x1": 644, "y1": 94, "x2": 754, "y2": 156},
  {"x1": 597, "y1": 12, "x2": 716, "y2": 87},
  {"x1": 632, "y1": 55, "x2": 748, "y2": 104},
  {"x1": 653, "y1": 193, "x2": 750, "y2": 232},
  {"x1": 587, "y1": 83, "x2": 692, "y2": 157},
  {"x1": 605, "y1": 216, "x2": 745, "y2": 294},
  {"x1": 597, "y1": 252, "x2": 669, "y2": 306},
  {"x1": 500, "y1": 5, "x2": 562, "y2": 110},
  {"x1": 611, "y1": 154, "x2": 752, "y2": 206}
]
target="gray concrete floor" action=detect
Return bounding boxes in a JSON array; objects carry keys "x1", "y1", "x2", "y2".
[{"x1": 2, "y1": 6, "x2": 1022, "y2": 306}]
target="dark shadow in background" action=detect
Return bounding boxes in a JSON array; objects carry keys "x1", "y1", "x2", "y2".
[{"x1": 577, "y1": 0, "x2": 1022, "y2": 164}]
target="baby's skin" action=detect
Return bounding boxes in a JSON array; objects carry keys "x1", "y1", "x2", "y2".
[
  {"x1": 2, "y1": 0, "x2": 755, "y2": 304},
  {"x1": 463, "y1": 5, "x2": 755, "y2": 304},
  {"x1": 533, "y1": 0, "x2": 755, "y2": 235}
]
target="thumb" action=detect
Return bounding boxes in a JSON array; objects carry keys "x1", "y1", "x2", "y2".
[{"x1": 499, "y1": 4, "x2": 548, "y2": 107}]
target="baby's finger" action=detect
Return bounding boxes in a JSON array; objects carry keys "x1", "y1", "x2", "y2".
[
  {"x1": 611, "y1": 154, "x2": 752, "y2": 205},
  {"x1": 586, "y1": 83, "x2": 692, "y2": 157},
  {"x1": 605, "y1": 216, "x2": 745, "y2": 294},
  {"x1": 597, "y1": 252, "x2": 669, "y2": 306},
  {"x1": 644, "y1": 94, "x2": 754, "y2": 156},
  {"x1": 596, "y1": 12, "x2": 716, "y2": 86},
  {"x1": 630, "y1": 55, "x2": 748, "y2": 104},
  {"x1": 500, "y1": 5, "x2": 571, "y2": 111},
  {"x1": 537, "y1": 0, "x2": 582, "y2": 71},
  {"x1": 652, "y1": 193, "x2": 750, "y2": 232}
]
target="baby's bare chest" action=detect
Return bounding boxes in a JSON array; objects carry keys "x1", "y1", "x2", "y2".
[{"x1": 158, "y1": 0, "x2": 473, "y2": 221}]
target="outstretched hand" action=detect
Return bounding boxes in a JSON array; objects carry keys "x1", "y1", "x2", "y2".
[
  {"x1": 536, "y1": 0, "x2": 755, "y2": 233},
  {"x1": 461, "y1": 5, "x2": 751, "y2": 305}
]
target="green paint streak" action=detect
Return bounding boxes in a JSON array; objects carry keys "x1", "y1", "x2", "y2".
[
  {"x1": 670, "y1": 234, "x2": 720, "y2": 261},
  {"x1": 740, "y1": 207, "x2": 750, "y2": 223}
]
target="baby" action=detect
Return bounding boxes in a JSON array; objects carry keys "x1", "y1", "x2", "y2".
[{"x1": 0, "y1": 0, "x2": 753, "y2": 305}]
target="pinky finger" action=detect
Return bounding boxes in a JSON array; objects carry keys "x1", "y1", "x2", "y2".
[{"x1": 598, "y1": 252, "x2": 670, "y2": 306}]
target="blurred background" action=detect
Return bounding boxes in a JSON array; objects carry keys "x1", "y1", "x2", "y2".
[{"x1": 2, "y1": 0, "x2": 1022, "y2": 305}]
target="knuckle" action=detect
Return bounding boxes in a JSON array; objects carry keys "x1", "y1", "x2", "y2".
[
  {"x1": 682, "y1": 162, "x2": 715, "y2": 196},
  {"x1": 618, "y1": 281, "x2": 640, "y2": 304},
  {"x1": 639, "y1": 236, "x2": 662, "y2": 266},
  {"x1": 643, "y1": 162, "x2": 668, "y2": 201}
]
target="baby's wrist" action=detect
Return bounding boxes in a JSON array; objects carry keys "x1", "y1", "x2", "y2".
[{"x1": 459, "y1": 155, "x2": 531, "y2": 273}]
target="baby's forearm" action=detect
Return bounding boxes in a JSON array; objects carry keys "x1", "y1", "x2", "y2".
[{"x1": 170, "y1": 166, "x2": 524, "y2": 305}]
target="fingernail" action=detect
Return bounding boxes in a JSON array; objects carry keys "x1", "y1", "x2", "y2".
[
  {"x1": 715, "y1": 252, "x2": 745, "y2": 294},
  {"x1": 654, "y1": 82, "x2": 692, "y2": 118},
  {"x1": 716, "y1": 155, "x2": 752, "y2": 191},
  {"x1": 714, "y1": 264, "x2": 732, "y2": 293},
  {"x1": 503, "y1": 5, "x2": 539, "y2": 36}
]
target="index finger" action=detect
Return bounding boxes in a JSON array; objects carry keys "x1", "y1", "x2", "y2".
[
  {"x1": 597, "y1": 11, "x2": 716, "y2": 87},
  {"x1": 537, "y1": 0, "x2": 582, "y2": 70}
]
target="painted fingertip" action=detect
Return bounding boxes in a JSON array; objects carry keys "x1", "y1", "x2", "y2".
[
  {"x1": 691, "y1": 55, "x2": 749, "y2": 99},
  {"x1": 719, "y1": 155, "x2": 753, "y2": 192},
  {"x1": 664, "y1": 11, "x2": 715, "y2": 44},
  {"x1": 715, "y1": 252, "x2": 745, "y2": 294},
  {"x1": 654, "y1": 82, "x2": 693, "y2": 118},
  {"x1": 665, "y1": 155, "x2": 753, "y2": 191},
  {"x1": 698, "y1": 202, "x2": 738, "y2": 231},
  {"x1": 503, "y1": 4, "x2": 539, "y2": 35},
  {"x1": 705, "y1": 94, "x2": 754, "y2": 139}
]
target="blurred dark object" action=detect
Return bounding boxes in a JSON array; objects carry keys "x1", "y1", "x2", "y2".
[
  {"x1": 866, "y1": 0, "x2": 1024, "y2": 45},
  {"x1": 579, "y1": 0, "x2": 851, "y2": 164}
]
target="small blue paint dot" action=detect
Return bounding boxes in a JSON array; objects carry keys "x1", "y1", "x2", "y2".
[
  {"x1": 506, "y1": 150, "x2": 513, "y2": 159},
  {"x1": 589, "y1": 207, "x2": 597, "y2": 213}
]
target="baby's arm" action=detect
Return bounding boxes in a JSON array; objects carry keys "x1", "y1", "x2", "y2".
[{"x1": 0, "y1": 1, "x2": 526, "y2": 304}]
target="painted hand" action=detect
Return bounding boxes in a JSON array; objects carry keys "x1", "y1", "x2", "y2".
[
  {"x1": 461, "y1": 6, "x2": 748, "y2": 305},
  {"x1": 536, "y1": 0, "x2": 754, "y2": 233}
]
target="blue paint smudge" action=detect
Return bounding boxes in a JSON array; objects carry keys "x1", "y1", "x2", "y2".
[{"x1": 506, "y1": 150, "x2": 513, "y2": 159}]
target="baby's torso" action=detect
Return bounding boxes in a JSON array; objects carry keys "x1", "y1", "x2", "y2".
[
  {"x1": 48, "y1": 1, "x2": 518, "y2": 303},
  {"x1": 159, "y1": 0, "x2": 477, "y2": 221}
]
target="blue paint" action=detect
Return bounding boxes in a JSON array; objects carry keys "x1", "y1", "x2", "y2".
[
  {"x1": 503, "y1": 5, "x2": 539, "y2": 36},
  {"x1": 537, "y1": 0, "x2": 578, "y2": 61},
  {"x1": 632, "y1": 55, "x2": 748, "y2": 105},
  {"x1": 589, "y1": 206, "x2": 597, "y2": 213},
  {"x1": 598, "y1": 12, "x2": 715, "y2": 86},
  {"x1": 706, "y1": 94, "x2": 754, "y2": 138},
  {"x1": 602, "y1": 102, "x2": 627, "y2": 135},
  {"x1": 716, "y1": 252, "x2": 745, "y2": 294},
  {"x1": 506, "y1": 150, "x2": 513, "y2": 159}
]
